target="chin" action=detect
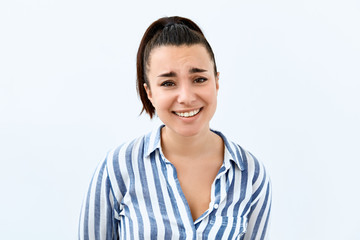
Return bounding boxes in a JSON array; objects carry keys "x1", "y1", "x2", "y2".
[
  {"x1": 159, "y1": 111, "x2": 213, "y2": 138},
  {"x1": 169, "y1": 124, "x2": 209, "y2": 138}
]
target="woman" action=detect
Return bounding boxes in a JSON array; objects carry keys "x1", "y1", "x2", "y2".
[{"x1": 79, "y1": 16, "x2": 271, "y2": 240}]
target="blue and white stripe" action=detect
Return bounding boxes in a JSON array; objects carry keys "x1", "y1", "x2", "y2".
[{"x1": 79, "y1": 125, "x2": 271, "y2": 240}]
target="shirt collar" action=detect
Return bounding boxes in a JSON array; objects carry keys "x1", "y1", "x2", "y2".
[
  {"x1": 144, "y1": 124, "x2": 246, "y2": 171},
  {"x1": 211, "y1": 129, "x2": 246, "y2": 171},
  {"x1": 144, "y1": 124, "x2": 163, "y2": 158}
]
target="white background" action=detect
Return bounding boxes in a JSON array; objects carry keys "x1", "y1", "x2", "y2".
[{"x1": 1, "y1": 0, "x2": 359, "y2": 239}]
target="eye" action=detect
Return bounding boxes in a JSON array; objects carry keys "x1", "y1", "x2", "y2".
[
  {"x1": 194, "y1": 77, "x2": 208, "y2": 83},
  {"x1": 160, "y1": 81, "x2": 175, "y2": 87}
]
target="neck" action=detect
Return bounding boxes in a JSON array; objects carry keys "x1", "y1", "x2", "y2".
[{"x1": 161, "y1": 125, "x2": 222, "y2": 160}]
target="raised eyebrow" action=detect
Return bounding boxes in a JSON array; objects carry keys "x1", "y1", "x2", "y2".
[
  {"x1": 189, "y1": 68, "x2": 207, "y2": 74},
  {"x1": 157, "y1": 68, "x2": 207, "y2": 77},
  {"x1": 157, "y1": 71, "x2": 176, "y2": 78}
]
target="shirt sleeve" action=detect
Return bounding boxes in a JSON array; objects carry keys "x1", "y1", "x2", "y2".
[
  {"x1": 78, "y1": 158, "x2": 119, "y2": 240},
  {"x1": 244, "y1": 160, "x2": 272, "y2": 240}
]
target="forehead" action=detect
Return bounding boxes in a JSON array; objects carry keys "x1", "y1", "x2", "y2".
[{"x1": 148, "y1": 44, "x2": 214, "y2": 71}]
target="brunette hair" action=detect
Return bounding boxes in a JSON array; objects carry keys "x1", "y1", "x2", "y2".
[{"x1": 136, "y1": 16, "x2": 217, "y2": 118}]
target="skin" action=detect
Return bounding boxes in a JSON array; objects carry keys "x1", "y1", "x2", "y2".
[{"x1": 144, "y1": 44, "x2": 225, "y2": 221}]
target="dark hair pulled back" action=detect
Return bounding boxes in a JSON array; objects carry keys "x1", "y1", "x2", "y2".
[{"x1": 136, "y1": 16, "x2": 217, "y2": 118}]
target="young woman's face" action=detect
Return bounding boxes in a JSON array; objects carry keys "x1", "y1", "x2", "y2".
[{"x1": 145, "y1": 44, "x2": 219, "y2": 137}]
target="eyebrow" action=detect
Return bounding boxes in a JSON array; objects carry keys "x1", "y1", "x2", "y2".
[
  {"x1": 157, "y1": 68, "x2": 207, "y2": 77},
  {"x1": 189, "y1": 67, "x2": 207, "y2": 74},
  {"x1": 157, "y1": 71, "x2": 176, "y2": 77}
]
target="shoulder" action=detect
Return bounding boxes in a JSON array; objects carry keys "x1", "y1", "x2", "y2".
[
  {"x1": 104, "y1": 125, "x2": 162, "y2": 176},
  {"x1": 229, "y1": 142, "x2": 271, "y2": 205},
  {"x1": 218, "y1": 130, "x2": 270, "y2": 187},
  {"x1": 236, "y1": 146, "x2": 271, "y2": 206},
  {"x1": 99, "y1": 130, "x2": 154, "y2": 200},
  {"x1": 239, "y1": 146, "x2": 268, "y2": 183},
  {"x1": 105, "y1": 130, "x2": 152, "y2": 168}
]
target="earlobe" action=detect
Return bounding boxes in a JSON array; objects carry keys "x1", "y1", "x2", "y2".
[{"x1": 144, "y1": 83, "x2": 152, "y2": 102}]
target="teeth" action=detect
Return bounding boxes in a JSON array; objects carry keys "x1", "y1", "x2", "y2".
[{"x1": 175, "y1": 109, "x2": 201, "y2": 118}]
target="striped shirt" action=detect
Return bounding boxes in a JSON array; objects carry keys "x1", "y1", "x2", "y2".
[{"x1": 79, "y1": 125, "x2": 271, "y2": 240}]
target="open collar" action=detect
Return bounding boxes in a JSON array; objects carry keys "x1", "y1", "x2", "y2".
[{"x1": 144, "y1": 124, "x2": 246, "y2": 171}]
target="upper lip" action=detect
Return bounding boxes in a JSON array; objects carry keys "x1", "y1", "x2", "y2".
[{"x1": 172, "y1": 107, "x2": 202, "y2": 113}]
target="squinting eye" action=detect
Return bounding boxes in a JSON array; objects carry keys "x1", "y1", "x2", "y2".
[
  {"x1": 194, "y1": 78, "x2": 208, "y2": 83},
  {"x1": 161, "y1": 81, "x2": 175, "y2": 87}
]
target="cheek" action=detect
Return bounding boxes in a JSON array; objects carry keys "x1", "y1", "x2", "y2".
[
  {"x1": 152, "y1": 94, "x2": 172, "y2": 110},
  {"x1": 202, "y1": 87, "x2": 218, "y2": 103}
]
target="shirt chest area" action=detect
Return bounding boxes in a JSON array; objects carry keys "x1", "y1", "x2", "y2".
[{"x1": 116, "y1": 154, "x2": 251, "y2": 239}]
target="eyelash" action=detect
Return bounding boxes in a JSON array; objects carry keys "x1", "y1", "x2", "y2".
[
  {"x1": 160, "y1": 81, "x2": 175, "y2": 87},
  {"x1": 160, "y1": 78, "x2": 208, "y2": 87},
  {"x1": 194, "y1": 77, "x2": 208, "y2": 83}
]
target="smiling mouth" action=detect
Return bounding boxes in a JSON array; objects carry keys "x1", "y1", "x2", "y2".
[{"x1": 173, "y1": 108, "x2": 202, "y2": 118}]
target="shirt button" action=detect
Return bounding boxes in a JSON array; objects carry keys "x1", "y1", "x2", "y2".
[{"x1": 214, "y1": 204, "x2": 219, "y2": 209}]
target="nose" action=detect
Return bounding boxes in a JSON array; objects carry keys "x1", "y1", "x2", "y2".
[{"x1": 177, "y1": 83, "x2": 196, "y2": 105}]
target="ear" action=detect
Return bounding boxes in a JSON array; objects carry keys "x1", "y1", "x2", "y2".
[
  {"x1": 144, "y1": 83, "x2": 153, "y2": 102},
  {"x1": 216, "y1": 72, "x2": 220, "y2": 91}
]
